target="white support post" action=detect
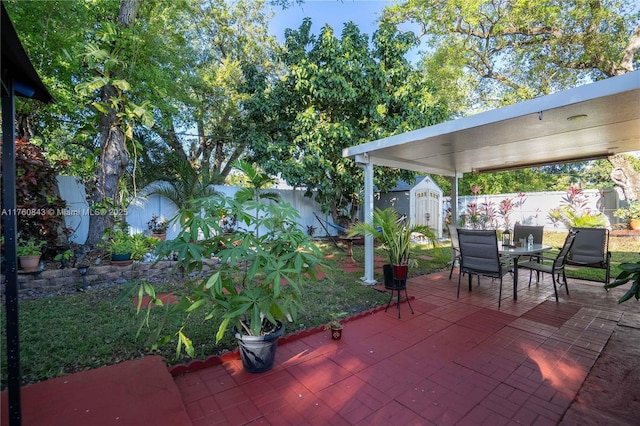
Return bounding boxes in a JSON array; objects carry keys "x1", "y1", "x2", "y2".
[{"x1": 356, "y1": 154, "x2": 376, "y2": 285}]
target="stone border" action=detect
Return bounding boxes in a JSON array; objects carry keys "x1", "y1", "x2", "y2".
[{"x1": 2, "y1": 260, "x2": 181, "y2": 292}]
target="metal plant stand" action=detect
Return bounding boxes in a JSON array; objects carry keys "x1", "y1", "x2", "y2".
[{"x1": 385, "y1": 276, "x2": 414, "y2": 319}]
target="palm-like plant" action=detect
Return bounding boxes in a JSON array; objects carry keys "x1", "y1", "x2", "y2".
[
  {"x1": 140, "y1": 155, "x2": 221, "y2": 210},
  {"x1": 347, "y1": 207, "x2": 437, "y2": 267}
]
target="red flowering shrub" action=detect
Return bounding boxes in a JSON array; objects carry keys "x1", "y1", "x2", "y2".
[{"x1": 4, "y1": 138, "x2": 69, "y2": 258}]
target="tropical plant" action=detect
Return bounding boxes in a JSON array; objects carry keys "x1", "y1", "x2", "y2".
[
  {"x1": 126, "y1": 162, "x2": 328, "y2": 358},
  {"x1": 104, "y1": 229, "x2": 135, "y2": 256},
  {"x1": 547, "y1": 186, "x2": 608, "y2": 228},
  {"x1": 347, "y1": 207, "x2": 437, "y2": 267},
  {"x1": 17, "y1": 238, "x2": 45, "y2": 257},
  {"x1": 324, "y1": 312, "x2": 347, "y2": 331},
  {"x1": 614, "y1": 201, "x2": 640, "y2": 223},
  {"x1": 604, "y1": 257, "x2": 640, "y2": 303},
  {"x1": 139, "y1": 155, "x2": 220, "y2": 211}
]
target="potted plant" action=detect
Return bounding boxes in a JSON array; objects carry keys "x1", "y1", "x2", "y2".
[
  {"x1": 17, "y1": 237, "x2": 45, "y2": 272},
  {"x1": 147, "y1": 214, "x2": 169, "y2": 240},
  {"x1": 604, "y1": 256, "x2": 640, "y2": 303},
  {"x1": 347, "y1": 207, "x2": 437, "y2": 286},
  {"x1": 324, "y1": 312, "x2": 347, "y2": 340},
  {"x1": 104, "y1": 228, "x2": 134, "y2": 262},
  {"x1": 614, "y1": 201, "x2": 640, "y2": 230},
  {"x1": 130, "y1": 162, "x2": 327, "y2": 373}
]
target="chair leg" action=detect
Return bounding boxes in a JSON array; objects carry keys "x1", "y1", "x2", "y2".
[
  {"x1": 563, "y1": 270, "x2": 570, "y2": 295},
  {"x1": 498, "y1": 277, "x2": 502, "y2": 308},
  {"x1": 468, "y1": 273, "x2": 473, "y2": 292},
  {"x1": 449, "y1": 262, "x2": 454, "y2": 280},
  {"x1": 457, "y1": 273, "x2": 462, "y2": 299},
  {"x1": 551, "y1": 271, "x2": 559, "y2": 302},
  {"x1": 528, "y1": 269, "x2": 533, "y2": 288}
]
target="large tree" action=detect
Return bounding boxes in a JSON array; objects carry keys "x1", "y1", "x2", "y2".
[
  {"x1": 250, "y1": 19, "x2": 453, "y2": 222},
  {"x1": 77, "y1": 0, "x2": 148, "y2": 246},
  {"x1": 384, "y1": 0, "x2": 640, "y2": 196}
]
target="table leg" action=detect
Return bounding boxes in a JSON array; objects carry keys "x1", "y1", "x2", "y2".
[
  {"x1": 346, "y1": 240, "x2": 354, "y2": 262},
  {"x1": 513, "y1": 257, "x2": 519, "y2": 300}
]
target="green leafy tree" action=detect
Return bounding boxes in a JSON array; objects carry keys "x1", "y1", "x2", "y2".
[
  {"x1": 250, "y1": 19, "x2": 452, "y2": 222},
  {"x1": 384, "y1": 0, "x2": 640, "y2": 196},
  {"x1": 384, "y1": 0, "x2": 639, "y2": 108}
]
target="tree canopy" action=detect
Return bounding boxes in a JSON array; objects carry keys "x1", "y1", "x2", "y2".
[{"x1": 249, "y1": 19, "x2": 453, "y2": 221}]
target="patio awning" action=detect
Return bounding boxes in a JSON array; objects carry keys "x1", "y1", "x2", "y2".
[
  {"x1": 343, "y1": 71, "x2": 639, "y2": 177},
  {"x1": 343, "y1": 71, "x2": 639, "y2": 284}
]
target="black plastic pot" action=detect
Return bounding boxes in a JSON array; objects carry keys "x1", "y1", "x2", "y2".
[
  {"x1": 234, "y1": 321, "x2": 285, "y2": 373},
  {"x1": 383, "y1": 264, "x2": 394, "y2": 289}
]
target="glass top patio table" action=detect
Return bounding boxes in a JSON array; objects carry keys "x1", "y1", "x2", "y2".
[{"x1": 499, "y1": 243, "x2": 552, "y2": 301}]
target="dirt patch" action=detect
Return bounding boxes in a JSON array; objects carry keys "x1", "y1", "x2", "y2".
[{"x1": 561, "y1": 320, "x2": 640, "y2": 425}]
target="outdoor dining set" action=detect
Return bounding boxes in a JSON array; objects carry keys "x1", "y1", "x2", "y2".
[{"x1": 448, "y1": 224, "x2": 611, "y2": 307}]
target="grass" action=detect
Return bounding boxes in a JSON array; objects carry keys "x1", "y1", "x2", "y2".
[{"x1": 1, "y1": 233, "x2": 635, "y2": 388}]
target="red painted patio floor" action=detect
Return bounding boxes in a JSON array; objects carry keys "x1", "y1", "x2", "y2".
[
  {"x1": 174, "y1": 270, "x2": 625, "y2": 425},
  {"x1": 3, "y1": 269, "x2": 632, "y2": 425}
]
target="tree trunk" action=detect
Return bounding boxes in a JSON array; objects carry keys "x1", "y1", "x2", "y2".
[
  {"x1": 84, "y1": 0, "x2": 142, "y2": 247},
  {"x1": 609, "y1": 154, "x2": 640, "y2": 202}
]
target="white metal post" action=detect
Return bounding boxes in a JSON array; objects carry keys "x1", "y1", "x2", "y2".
[{"x1": 356, "y1": 154, "x2": 376, "y2": 285}]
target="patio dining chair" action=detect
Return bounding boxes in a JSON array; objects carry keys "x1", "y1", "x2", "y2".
[
  {"x1": 513, "y1": 224, "x2": 544, "y2": 247},
  {"x1": 457, "y1": 229, "x2": 513, "y2": 307},
  {"x1": 519, "y1": 229, "x2": 579, "y2": 302},
  {"x1": 511, "y1": 224, "x2": 545, "y2": 277},
  {"x1": 565, "y1": 227, "x2": 611, "y2": 285},
  {"x1": 448, "y1": 224, "x2": 461, "y2": 280}
]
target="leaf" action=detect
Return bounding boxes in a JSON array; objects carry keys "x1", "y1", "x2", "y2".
[
  {"x1": 92, "y1": 102, "x2": 109, "y2": 114},
  {"x1": 216, "y1": 317, "x2": 230, "y2": 343},
  {"x1": 112, "y1": 79, "x2": 131, "y2": 91},
  {"x1": 186, "y1": 298, "x2": 205, "y2": 312}
]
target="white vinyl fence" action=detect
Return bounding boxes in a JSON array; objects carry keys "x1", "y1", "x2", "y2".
[{"x1": 55, "y1": 178, "x2": 338, "y2": 244}]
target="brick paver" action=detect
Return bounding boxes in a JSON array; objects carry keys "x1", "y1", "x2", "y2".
[{"x1": 173, "y1": 270, "x2": 626, "y2": 425}]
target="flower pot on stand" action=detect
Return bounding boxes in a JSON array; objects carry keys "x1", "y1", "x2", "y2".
[
  {"x1": 392, "y1": 264, "x2": 408, "y2": 282},
  {"x1": 234, "y1": 321, "x2": 285, "y2": 373},
  {"x1": 388, "y1": 264, "x2": 413, "y2": 318},
  {"x1": 19, "y1": 255, "x2": 41, "y2": 272}
]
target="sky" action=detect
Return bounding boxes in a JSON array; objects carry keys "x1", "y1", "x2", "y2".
[{"x1": 268, "y1": 0, "x2": 398, "y2": 41}]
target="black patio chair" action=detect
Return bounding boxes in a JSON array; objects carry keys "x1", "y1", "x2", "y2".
[
  {"x1": 448, "y1": 224, "x2": 461, "y2": 280},
  {"x1": 512, "y1": 224, "x2": 545, "y2": 276},
  {"x1": 513, "y1": 224, "x2": 544, "y2": 247},
  {"x1": 457, "y1": 229, "x2": 513, "y2": 307},
  {"x1": 565, "y1": 227, "x2": 611, "y2": 285},
  {"x1": 519, "y1": 229, "x2": 579, "y2": 302}
]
